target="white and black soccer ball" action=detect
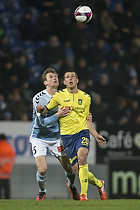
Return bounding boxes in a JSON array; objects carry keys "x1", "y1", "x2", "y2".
[{"x1": 74, "y1": 6, "x2": 93, "y2": 23}]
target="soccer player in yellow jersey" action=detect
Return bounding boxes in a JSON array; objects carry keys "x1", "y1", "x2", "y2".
[{"x1": 37, "y1": 69, "x2": 107, "y2": 201}]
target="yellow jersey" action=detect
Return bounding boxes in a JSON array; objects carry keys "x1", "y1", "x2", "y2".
[{"x1": 46, "y1": 88, "x2": 91, "y2": 135}]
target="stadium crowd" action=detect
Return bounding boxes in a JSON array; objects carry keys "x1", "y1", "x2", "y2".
[{"x1": 0, "y1": 0, "x2": 140, "y2": 124}]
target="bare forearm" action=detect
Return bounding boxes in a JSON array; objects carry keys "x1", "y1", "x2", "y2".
[
  {"x1": 87, "y1": 120, "x2": 98, "y2": 138},
  {"x1": 87, "y1": 120, "x2": 106, "y2": 145}
]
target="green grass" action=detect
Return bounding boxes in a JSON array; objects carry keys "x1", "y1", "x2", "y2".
[{"x1": 0, "y1": 199, "x2": 140, "y2": 210}]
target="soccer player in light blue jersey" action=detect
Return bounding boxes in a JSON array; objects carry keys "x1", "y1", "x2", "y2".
[{"x1": 29, "y1": 68, "x2": 80, "y2": 201}]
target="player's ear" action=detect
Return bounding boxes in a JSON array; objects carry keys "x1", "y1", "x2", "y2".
[
  {"x1": 77, "y1": 79, "x2": 79, "y2": 84},
  {"x1": 44, "y1": 81, "x2": 47, "y2": 86},
  {"x1": 63, "y1": 80, "x2": 66, "y2": 85}
]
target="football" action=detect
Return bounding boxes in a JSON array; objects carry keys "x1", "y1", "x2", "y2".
[{"x1": 74, "y1": 6, "x2": 93, "y2": 23}]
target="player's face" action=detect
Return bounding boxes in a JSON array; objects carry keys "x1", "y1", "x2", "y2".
[
  {"x1": 64, "y1": 72, "x2": 78, "y2": 88},
  {"x1": 45, "y1": 73, "x2": 59, "y2": 87}
]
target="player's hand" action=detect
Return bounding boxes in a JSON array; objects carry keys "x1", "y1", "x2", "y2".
[
  {"x1": 95, "y1": 134, "x2": 106, "y2": 146},
  {"x1": 36, "y1": 105, "x2": 47, "y2": 114},
  {"x1": 56, "y1": 106, "x2": 70, "y2": 118},
  {"x1": 87, "y1": 113, "x2": 92, "y2": 122}
]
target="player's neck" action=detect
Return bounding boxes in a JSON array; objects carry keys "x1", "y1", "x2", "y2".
[
  {"x1": 46, "y1": 86, "x2": 57, "y2": 96},
  {"x1": 67, "y1": 87, "x2": 78, "y2": 94}
]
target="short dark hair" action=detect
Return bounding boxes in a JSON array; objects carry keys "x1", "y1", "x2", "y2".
[
  {"x1": 0, "y1": 133, "x2": 6, "y2": 140},
  {"x1": 41, "y1": 67, "x2": 58, "y2": 82},
  {"x1": 63, "y1": 69, "x2": 78, "y2": 79}
]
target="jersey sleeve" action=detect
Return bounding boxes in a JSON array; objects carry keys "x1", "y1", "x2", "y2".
[
  {"x1": 46, "y1": 94, "x2": 59, "y2": 110},
  {"x1": 33, "y1": 95, "x2": 58, "y2": 127},
  {"x1": 85, "y1": 95, "x2": 91, "y2": 118},
  {"x1": 33, "y1": 95, "x2": 47, "y2": 108},
  {"x1": 38, "y1": 114, "x2": 58, "y2": 127}
]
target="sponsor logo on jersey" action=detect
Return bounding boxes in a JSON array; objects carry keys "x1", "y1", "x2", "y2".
[{"x1": 63, "y1": 100, "x2": 70, "y2": 102}]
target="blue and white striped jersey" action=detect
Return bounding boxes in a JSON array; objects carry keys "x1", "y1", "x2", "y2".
[{"x1": 30, "y1": 89, "x2": 60, "y2": 141}]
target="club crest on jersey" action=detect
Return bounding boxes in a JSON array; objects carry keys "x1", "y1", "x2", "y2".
[{"x1": 78, "y1": 99, "x2": 82, "y2": 105}]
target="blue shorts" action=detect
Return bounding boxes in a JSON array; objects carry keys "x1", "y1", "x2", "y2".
[{"x1": 61, "y1": 129, "x2": 90, "y2": 166}]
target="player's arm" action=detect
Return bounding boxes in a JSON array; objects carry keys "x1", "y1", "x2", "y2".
[
  {"x1": 35, "y1": 96, "x2": 69, "y2": 126},
  {"x1": 85, "y1": 96, "x2": 92, "y2": 122},
  {"x1": 38, "y1": 106, "x2": 70, "y2": 127},
  {"x1": 85, "y1": 96, "x2": 106, "y2": 146},
  {"x1": 36, "y1": 92, "x2": 69, "y2": 126},
  {"x1": 87, "y1": 120, "x2": 106, "y2": 146},
  {"x1": 36, "y1": 93, "x2": 59, "y2": 114},
  {"x1": 85, "y1": 105, "x2": 100, "y2": 140},
  {"x1": 36, "y1": 105, "x2": 48, "y2": 114},
  {"x1": 87, "y1": 113, "x2": 92, "y2": 122}
]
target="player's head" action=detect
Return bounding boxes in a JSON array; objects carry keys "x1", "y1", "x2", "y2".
[
  {"x1": 63, "y1": 69, "x2": 79, "y2": 89},
  {"x1": 41, "y1": 68, "x2": 59, "y2": 88},
  {"x1": 0, "y1": 133, "x2": 6, "y2": 140}
]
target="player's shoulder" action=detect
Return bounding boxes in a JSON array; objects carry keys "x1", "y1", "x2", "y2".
[
  {"x1": 79, "y1": 89, "x2": 91, "y2": 98},
  {"x1": 33, "y1": 89, "x2": 47, "y2": 104},
  {"x1": 53, "y1": 88, "x2": 66, "y2": 96}
]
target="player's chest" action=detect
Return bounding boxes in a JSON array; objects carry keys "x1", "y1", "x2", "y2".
[{"x1": 58, "y1": 94, "x2": 86, "y2": 112}]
